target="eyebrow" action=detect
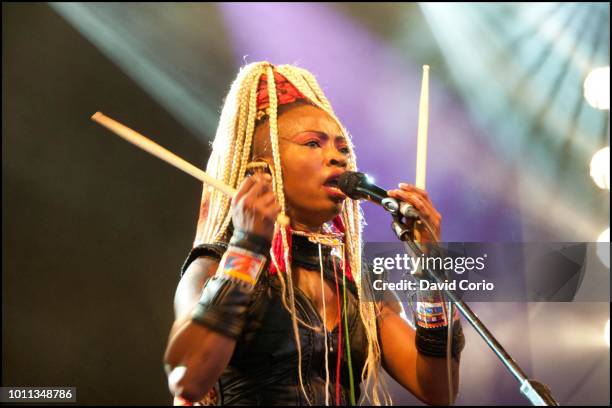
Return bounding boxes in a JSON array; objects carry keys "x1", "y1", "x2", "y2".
[{"x1": 291, "y1": 130, "x2": 347, "y2": 144}]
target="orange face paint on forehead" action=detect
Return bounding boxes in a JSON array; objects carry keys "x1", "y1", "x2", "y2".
[{"x1": 276, "y1": 106, "x2": 344, "y2": 139}]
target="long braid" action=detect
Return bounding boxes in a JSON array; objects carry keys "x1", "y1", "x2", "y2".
[
  {"x1": 265, "y1": 65, "x2": 313, "y2": 405},
  {"x1": 276, "y1": 66, "x2": 320, "y2": 103},
  {"x1": 201, "y1": 63, "x2": 255, "y2": 243},
  {"x1": 226, "y1": 70, "x2": 248, "y2": 187},
  {"x1": 228, "y1": 67, "x2": 258, "y2": 189},
  {"x1": 213, "y1": 67, "x2": 264, "y2": 242},
  {"x1": 211, "y1": 72, "x2": 251, "y2": 242},
  {"x1": 200, "y1": 72, "x2": 239, "y2": 242},
  {"x1": 275, "y1": 67, "x2": 335, "y2": 123},
  {"x1": 237, "y1": 69, "x2": 263, "y2": 185},
  {"x1": 298, "y1": 68, "x2": 336, "y2": 113},
  {"x1": 279, "y1": 65, "x2": 391, "y2": 405}
]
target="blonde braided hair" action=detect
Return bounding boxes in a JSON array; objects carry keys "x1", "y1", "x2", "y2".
[{"x1": 194, "y1": 61, "x2": 391, "y2": 405}]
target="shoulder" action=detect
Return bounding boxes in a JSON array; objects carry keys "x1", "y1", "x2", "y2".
[
  {"x1": 176, "y1": 242, "x2": 228, "y2": 296},
  {"x1": 180, "y1": 241, "x2": 229, "y2": 279},
  {"x1": 173, "y1": 242, "x2": 228, "y2": 318}
]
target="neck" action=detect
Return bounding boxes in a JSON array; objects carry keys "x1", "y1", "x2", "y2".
[{"x1": 291, "y1": 219, "x2": 323, "y2": 234}]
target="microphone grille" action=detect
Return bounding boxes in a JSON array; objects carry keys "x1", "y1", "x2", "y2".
[{"x1": 338, "y1": 171, "x2": 366, "y2": 199}]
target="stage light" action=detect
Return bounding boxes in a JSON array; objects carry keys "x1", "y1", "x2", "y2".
[
  {"x1": 605, "y1": 319, "x2": 610, "y2": 347},
  {"x1": 583, "y1": 67, "x2": 610, "y2": 110},
  {"x1": 589, "y1": 146, "x2": 610, "y2": 190},
  {"x1": 597, "y1": 228, "x2": 609, "y2": 243},
  {"x1": 597, "y1": 228, "x2": 610, "y2": 268}
]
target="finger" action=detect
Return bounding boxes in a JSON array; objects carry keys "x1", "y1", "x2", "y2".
[
  {"x1": 260, "y1": 191, "x2": 278, "y2": 206},
  {"x1": 252, "y1": 201, "x2": 277, "y2": 222},
  {"x1": 390, "y1": 189, "x2": 438, "y2": 217},
  {"x1": 263, "y1": 204, "x2": 281, "y2": 221},
  {"x1": 254, "y1": 180, "x2": 270, "y2": 197},
  {"x1": 258, "y1": 191, "x2": 279, "y2": 209},
  {"x1": 390, "y1": 192, "x2": 441, "y2": 239},
  {"x1": 243, "y1": 174, "x2": 269, "y2": 200},
  {"x1": 252, "y1": 196, "x2": 276, "y2": 215},
  {"x1": 392, "y1": 187, "x2": 442, "y2": 230},
  {"x1": 397, "y1": 183, "x2": 430, "y2": 201},
  {"x1": 232, "y1": 175, "x2": 257, "y2": 204},
  {"x1": 388, "y1": 189, "x2": 440, "y2": 229},
  {"x1": 252, "y1": 173, "x2": 275, "y2": 197},
  {"x1": 257, "y1": 174, "x2": 273, "y2": 196},
  {"x1": 387, "y1": 189, "x2": 427, "y2": 212}
]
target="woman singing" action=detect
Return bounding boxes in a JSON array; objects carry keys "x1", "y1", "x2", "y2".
[{"x1": 163, "y1": 62, "x2": 464, "y2": 406}]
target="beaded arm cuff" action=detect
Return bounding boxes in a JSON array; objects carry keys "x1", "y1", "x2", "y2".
[
  {"x1": 414, "y1": 289, "x2": 465, "y2": 358},
  {"x1": 191, "y1": 245, "x2": 267, "y2": 339}
]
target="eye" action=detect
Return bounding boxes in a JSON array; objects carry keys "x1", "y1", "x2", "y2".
[
  {"x1": 339, "y1": 146, "x2": 350, "y2": 155},
  {"x1": 305, "y1": 140, "x2": 321, "y2": 148}
]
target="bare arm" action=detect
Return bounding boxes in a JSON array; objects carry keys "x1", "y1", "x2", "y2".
[
  {"x1": 164, "y1": 172, "x2": 280, "y2": 402},
  {"x1": 378, "y1": 301, "x2": 460, "y2": 406},
  {"x1": 383, "y1": 183, "x2": 460, "y2": 404},
  {"x1": 163, "y1": 257, "x2": 237, "y2": 402}
]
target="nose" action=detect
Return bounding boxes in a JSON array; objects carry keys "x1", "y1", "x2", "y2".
[{"x1": 328, "y1": 147, "x2": 348, "y2": 168}]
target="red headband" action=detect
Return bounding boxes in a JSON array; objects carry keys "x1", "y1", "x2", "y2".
[{"x1": 256, "y1": 71, "x2": 306, "y2": 119}]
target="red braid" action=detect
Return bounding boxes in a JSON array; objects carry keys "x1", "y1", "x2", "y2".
[{"x1": 269, "y1": 224, "x2": 292, "y2": 275}]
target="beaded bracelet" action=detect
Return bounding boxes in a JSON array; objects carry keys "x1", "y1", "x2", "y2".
[
  {"x1": 229, "y1": 229, "x2": 272, "y2": 256},
  {"x1": 413, "y1": 289, "x2": 464, "y2": 358}
]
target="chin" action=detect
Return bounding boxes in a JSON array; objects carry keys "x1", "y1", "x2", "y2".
[
  {"x1": 321, "y1": 201, "x2": 344, "y2": 221},
  {"x1": 287, "y1": 195, "x2": 346, "y2": 227}
]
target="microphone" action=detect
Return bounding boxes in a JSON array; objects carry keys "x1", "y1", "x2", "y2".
[{"x1": 338, "y1": 171, "x2": 420, "y2": 219}]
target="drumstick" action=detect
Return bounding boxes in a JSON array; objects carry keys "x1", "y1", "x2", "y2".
[
  {"x1": 415, "y1": 65, "x2": 429, "y2": 190},
  {"x1": 91, "y1": 112, "x2": 237, "y2": 198}
]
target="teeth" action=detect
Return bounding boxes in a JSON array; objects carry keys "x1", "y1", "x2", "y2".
[{"x1": 326, "y1": 185, "x2": 342, "y2": 192}]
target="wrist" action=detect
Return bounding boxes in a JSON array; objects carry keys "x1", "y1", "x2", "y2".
[
  {"x1": 416, "y1": 320, "x2": 465, "y2": 359},
  {"x1": 229, "y1": 228, "x2": 271, "y2": 256},
  {"x1": 413, "y1": 299, "x2": 464, "y2": 358}
]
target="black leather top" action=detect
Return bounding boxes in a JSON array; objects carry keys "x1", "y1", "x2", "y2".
[{"x1": 180, "y1": 235, "x2": 368, "y2": 405}]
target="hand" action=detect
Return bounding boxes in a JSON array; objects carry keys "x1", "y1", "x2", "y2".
[
  {"x1": 387, "y1": 183, "x2": 441, "y2": 243},
  {"x1": 231, "y1": 173, "x2": 280, "y2": 241}
]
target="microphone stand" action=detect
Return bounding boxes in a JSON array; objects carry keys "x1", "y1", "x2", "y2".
[{"x1": 384, "y1": 203, "x2": 558, "y2": 406}]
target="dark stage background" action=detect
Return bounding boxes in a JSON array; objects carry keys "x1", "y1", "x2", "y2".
[{"x1": 3, "y1": 4, "x2": 211, "y2": 404}]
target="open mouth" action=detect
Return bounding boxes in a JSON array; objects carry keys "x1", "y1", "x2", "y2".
[
  {"x1": 324, "y1": 178, "x2": 340, "y2": 188},
  {"x1": 323, "y1": 175, "x2": 346, "y2": 200}
]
